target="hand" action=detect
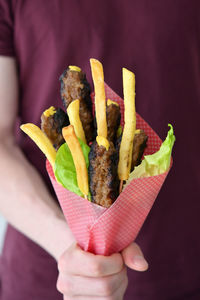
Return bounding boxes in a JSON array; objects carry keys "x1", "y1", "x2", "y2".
[{"x1": 57, "y1": 243, "x2": 148, "y2": 299}]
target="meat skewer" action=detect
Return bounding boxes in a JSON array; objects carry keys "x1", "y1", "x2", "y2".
[
  {"x1": 131, "y1": 129, "x2": 148, "y2": 171},
  {"x1": 89, "y1": 139, "x2": 119, "y2": 208},
  {"x1": 116, "y1": 128, "x2": 148, "y2": 172},
  {"x1": 60, "y1": 66, "x2": 94, "y2": 143},
  {"x1": 106, "y1": 99, "x2": 121, "y2": 143},
  {"x1": 41, "y1": 106, "x2": 69, "y2": 150}
]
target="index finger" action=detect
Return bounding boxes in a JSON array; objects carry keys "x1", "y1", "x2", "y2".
[{"x1": 58, "y1": 243, "x2": 124, "y2": 277}]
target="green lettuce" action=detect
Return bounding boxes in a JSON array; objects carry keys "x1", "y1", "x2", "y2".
[
  {"x1": 55, "y1": 139, "x2": 91, "y2": 198},
  {"x1": 126, "y1": 124, "x2": 175, "y2": 184}
]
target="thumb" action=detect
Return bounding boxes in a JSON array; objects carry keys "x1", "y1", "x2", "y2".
[{"x1": 121, "y1": 243, "x2": 148, "y2": 272}]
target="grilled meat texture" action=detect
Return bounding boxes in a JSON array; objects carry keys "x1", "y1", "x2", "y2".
[
  {"x1": 107, "y1": 104, "x2": 121, "y2": 143},
  {"x1": 89, "y1": 141, "x2": 119, "y2": 208},
  {"x1": 131, "y1": 130, "x2": 148, "y2": 171},
  {"x1": 93, "y1": 104, "x2": 121, "y2": 143},
  {"x1": 60, "y1": 68, "x2": 94, "y2": 143},
  {"x1": 116, "y1": 129, "x2": 148, "y2": 172},
  {"x1": 41, "y1": 108, "x2": 69, "y2": 150}
]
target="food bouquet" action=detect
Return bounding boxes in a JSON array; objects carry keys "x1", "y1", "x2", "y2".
[{"x1": 21, "y1": 59, "x2": 175, "y2": 255}]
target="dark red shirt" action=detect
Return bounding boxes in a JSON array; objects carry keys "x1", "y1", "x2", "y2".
[{"x1": 0, "y1": 0, "x2": 200, "y2": 299}]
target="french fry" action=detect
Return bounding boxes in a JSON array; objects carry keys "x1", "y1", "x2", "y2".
[
  {"x1": 20, "y1": 123, "x2": 56, "y2": 169},
  {"x1": 62, "y1": 125, "x2": 89, "y2": 197},
  {"x1": 90, "y1": 58, "x2": 107, "y2": 138},
  {"x1": 67, "y1": 99, "x2": 87, "y2": 144},
  {"x1": 118, "y1": 68, "x2": 136, "y2": 181}
]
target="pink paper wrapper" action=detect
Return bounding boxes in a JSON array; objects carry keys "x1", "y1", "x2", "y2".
[{"x1": 46, "y1": 83, "x2": 171, "y2": 255}]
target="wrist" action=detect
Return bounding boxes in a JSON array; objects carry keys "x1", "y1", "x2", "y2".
[
  {"x1": 44, "y1": 210, "x2": 75, "y2": 260},
  {"x1": 29, "y1": 195, "x2": 75, "y2": 261}
]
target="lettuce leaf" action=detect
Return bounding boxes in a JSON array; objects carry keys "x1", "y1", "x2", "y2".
[
  {"x1": 126, "y1": 124, "x2": 175, "y2": 184},
  {"x1": 55, "y1": 139, "x2": 91, "y2": 198}
]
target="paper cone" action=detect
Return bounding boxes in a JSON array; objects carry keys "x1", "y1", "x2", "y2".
[{"x1": 46, "y1": 83, "x2": 171, "y2": 255}]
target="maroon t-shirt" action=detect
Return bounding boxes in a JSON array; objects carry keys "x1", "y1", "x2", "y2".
[{"x1": 0, "y1": 0, "x2": 200, "y2": 299}]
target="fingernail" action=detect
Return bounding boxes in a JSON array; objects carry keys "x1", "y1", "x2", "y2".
[{"x1": 133, "y1": 255, "x2": 148, "y2": 270}]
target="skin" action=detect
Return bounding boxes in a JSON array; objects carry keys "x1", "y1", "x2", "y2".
[{"x1": 0, "y1": 56, "x2": 148, "y2": 299}]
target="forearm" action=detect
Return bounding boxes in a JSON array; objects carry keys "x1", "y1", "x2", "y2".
[{"x1": 0, "y1": 137, "x2": 75, "y2": 260}]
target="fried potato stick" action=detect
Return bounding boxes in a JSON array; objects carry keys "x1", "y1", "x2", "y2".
[
  {"x1": 118, "y1": 68, "x2": 136, "y2": 182},
  {"x1": 62, "y1": 125, "x2": 89, "y2": 198},
  {"x1": 20, "y1": 123, "x2": 56, "y2": 169},
  {"x1": 90, "y1": 58, "x2": 107, "y2": 138},
  {"x1": 67, "y1": 99, "x2": 87, "y2": 144}
]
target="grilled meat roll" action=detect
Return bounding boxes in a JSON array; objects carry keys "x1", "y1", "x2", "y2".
[
  {"x1": 116, "y1": 129, "x2": 148, "y2": 172},
  {"x1": 107, "y1": 102, "x2": 121, "y2": 143},
  {"x1": 60, "y1": 67, "x2": 94, "y2": 143},
  {"x1": 89, "y1": 141, "x2": 119, "y2": 208},
  {"x1": 94, "y1": 102, "x2": 121, "y2": 143},
  {"x1": 131, "y1": 130, "x2": 148, "y2": 171},
  {"x1": 41, "y1": 106, "x2": 69, "y2": 150}
]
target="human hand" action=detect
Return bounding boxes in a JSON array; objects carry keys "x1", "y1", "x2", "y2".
[{"x1": 57, "y1": 243, "x2": 148, "y2": 299}]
